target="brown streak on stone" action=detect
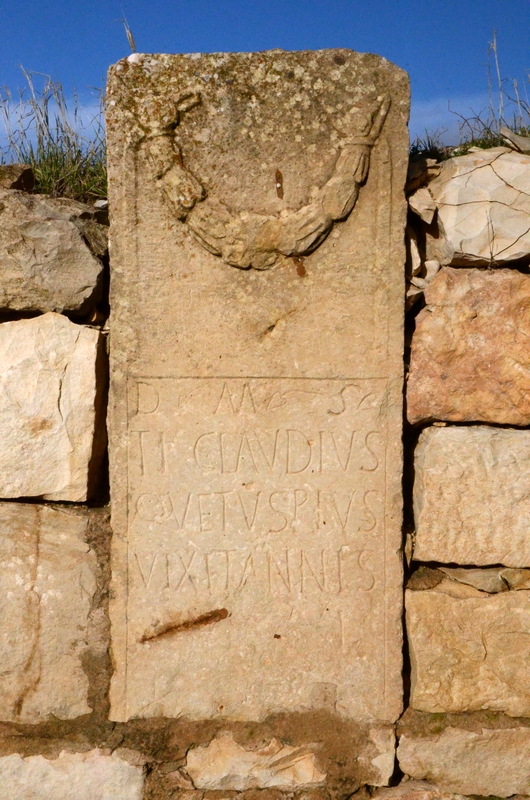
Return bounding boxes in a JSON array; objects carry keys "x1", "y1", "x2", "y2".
[
  {"x1": 139, "y1": 608, "x2": 229, "y2": 643},
  {"x1": 275, "y1": 169, "x2": 284, "y2": 199}
]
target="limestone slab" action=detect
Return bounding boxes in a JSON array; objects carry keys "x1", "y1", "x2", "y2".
[
  {"x1": 406, "y1": 156, "x2": 441, "y2": 194},
  {"x1": 425, "y1": 147, "x2": 530, "y2": 265},
  {"x1": 407, "y1": 267, "x2": 530, "y2": 425},
  {"x1": 408, "y1": 187, "x2": 436, "y2": 225},
  {"x1": 407, "y1": 579, "x2": 530, "y2": 715},
  {"x1": 438, "y1": 566, "x2": 530, "y2": 592},
  {"x1": 0, "y1": 749, "x2": 144, "y2": 800},
  {"x1": 186, "y1": 732, "x2": 326, "y2": 790},
  {"x1": 501, "y1": 124, "x2": 530, "y2": 154},
  {"x1": 0, "y1": 502, "x2": 97, "y2": 722},
  {"x1": 398, "y1": 726, "x2": 530, "y2": 797},
  {"x1": 0, "y1": 312, "x2": 105, "y2": 501},
  {"x1": 185, "y1": 727, "x2": 395, "y2": 790},
  {"x1": 107, "y1": 49, "x2": 408, "y2": 726},
  {"x1": 414, "y1": 426, "x2": 530, "y2": 567},
  {"x1": 0, "y1": 188, "x2": 105, "y2": 313},
  {"x1": 372, "y1": 780, "x2": 463, "y2": 800}
]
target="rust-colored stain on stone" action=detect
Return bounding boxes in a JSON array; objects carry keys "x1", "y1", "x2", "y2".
[
  {"x1": 275, "y1": 169, "x2": 284, "y2": 199},
  {"x1": 293, "y1": 256, "x2": 306, "y2": 276},
  {"x1": 140, "y1": 608, "x2": 229, "y2": 642}
]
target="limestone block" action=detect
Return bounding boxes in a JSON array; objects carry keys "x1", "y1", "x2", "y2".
[
  {"x1": 0, "y1": 188, "x2": 106, "y2": 313},
  {"x1": 406, "y1": 156, "x2": 441, "y2": 194},
  {"x1": 407, "y1": 267, "x2": 530, "y2": 425},
  {"x1": 414, "y1": 426, "x2": 530, "y2": 566},
  {"x1": 407, "y1": 565, "x2": 530, "y2": 593},
  {"x1": 0, "y1": 749, "x2": 144, "y2": 800},
  {"x1": 184, "y1": 726, "x2": 395, "y2": 791},
  {"x1": 398, "y1": 726, "x2": 530, "y2": 797},
  {"x1": 425, "y1": 147, "x2": 530, "y2": 265},
  {"x1": 0, "y1": 312, "x2": 106, "y2": 501},
  {"x1": 407, "y1": 579, "x2": 530, "y2": 715},
  {"x1": 107, "y1": 49, "x2": 408, "y2": 731},
  {"x1": 438, "y1": 566, "x2": 530, "y2": 592},
  {"x1": 501, "y1": 124, "x2": 530, "y2": 154},
  {"x1": 0, "y1": 164, "x2": 34, "y2": 191},
  {"x1": 185, "y1": 732, "x2": 326, "y2": 790},
  {"x1": 0, "y1": 502, "x2": 97, "y2": 722},
  {"x1": 372, "y1": 780, "x2": 463, "y2": 800},
  {"x1": 408, "y1": 187, "x2": 436, "y2": 224}
]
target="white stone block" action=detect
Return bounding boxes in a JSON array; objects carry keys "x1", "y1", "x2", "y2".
[
  {"x1": 415, "y1": 426, "x2": 530, "y2": 567},
  {"x1": 0, "y1": 312, "x2": 105, "y2": 501},
  {"x1": 0, "y1": 750, "x2": 144, "y2": 800},
  {"x1": 0, "y1": 503, "x2": 97, "y2": 722}
]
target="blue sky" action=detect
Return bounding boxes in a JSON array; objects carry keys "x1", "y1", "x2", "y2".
[{"x1": 1, "y1": 0, "x2": 530, "y2": 143}]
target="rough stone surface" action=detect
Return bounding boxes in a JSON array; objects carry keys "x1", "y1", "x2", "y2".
[
  {"x1": 184, "y1": 728, "x2": 395, "y2": 790},
  {"x1": 372, "y1": 780, "x2": 463, "y2": 800},
  {"x1": 414, "y1": 426, "x2": 530, "y2": 566},
  {"x1": 0, "y1": 164, "x2": 34, "y2": 191},
  {"x1": 185, "y1": 732, "x2": 326, "y2": 789},
  {"x1": 407, "y1": 579, "x2": 530, "y2": 715},
  {"x1": 408, "y1": 187, "x2": 436, "y2": 225},
  {"x1": 0, "y1": 502, "x2": 97, "y2": 722},
  {"x1": 438, "y1": 566, "x2": 530, "y2": 592},
  {"x1": 0, "y1": 749, "x2": 144, "y2": 800},
  {"x1": 0, "y1": 188, "x2": 106, "y2": 313},
  {"x1": 406, "y1": 156, "x2": 441, "y2": 194},
  {"x1": 407, "y1": 267, "x2": 530, "y2": 425},
  {"x1": 398, "y1": 726, "x2": 530, "y2": 797},
  {"x1": 501, "y1": 125, "x2": 530, "y2": 154},
  {"x1": 425, "y1": 147, "x2": 530, "y2": 265},
  {"x1": 408, "y1": 565, "x2": 530, "y2": 593},
  {"x1": 0, "y1": 312, "x2": 106, "y2": 501},
  {"x1": 107, "y1": 47, "x2": 408, "y2": 741}
]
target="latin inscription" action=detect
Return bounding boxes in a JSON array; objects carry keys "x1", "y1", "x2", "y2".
[{"x1": 126, "y1": 378, "x2": 388, "y2": 650}]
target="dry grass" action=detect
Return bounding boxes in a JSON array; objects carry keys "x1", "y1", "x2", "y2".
[
  {"x1": 410, "y1": 32, "x2": 530, "y2": 159},
  {"x1": 0, "y1": 68, "x2": 106, "y2": 203}
]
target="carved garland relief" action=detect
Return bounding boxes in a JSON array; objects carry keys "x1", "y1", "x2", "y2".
[{"x1": 142, "y1": 91, "x2": 390, "y2": 270}]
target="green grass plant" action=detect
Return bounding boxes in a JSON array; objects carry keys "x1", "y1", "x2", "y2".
[{"x1": 0, "y1": 68, "x2": 106, "y2": 203}]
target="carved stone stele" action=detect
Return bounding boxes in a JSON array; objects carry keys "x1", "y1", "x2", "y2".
[{"x1": 106, "y1": 48, "x2": 408, "y2": 772}]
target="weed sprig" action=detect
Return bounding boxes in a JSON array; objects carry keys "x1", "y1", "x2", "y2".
[{"x1": 411, "y1": 31, "x2": 530, "y2": 160}]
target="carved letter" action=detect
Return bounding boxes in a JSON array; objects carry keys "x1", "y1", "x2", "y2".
[
  {"x1": 135, "y1": 382, "x2": 160, "y2": 415},
  {"x1": 269, "y1": 491, "x2": 290, "y2": 532},
  {"x1": 215, "y1": 382, "x2": 257, "y2": 414},
  {"x1": 194, "y1": 432, "x2": 222, "y2": 473},
  {"x1": 133, "y1": 552, "x2": 158, "y2": 589},
  {"x1": 267, "y1": 549, "x2": 291, "y2": 593},
  {"x1": 286, "y1": 429, "x2": 312, "y2": 474},
  {"x1": 136, "y1": 493, "x2": 173, "y2": 522},
  {"x1": 237, "y1": 491, "x2": 262, "y2": 530}
]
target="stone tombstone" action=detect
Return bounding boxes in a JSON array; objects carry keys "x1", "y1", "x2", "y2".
[{"x1": 107, "y1": 49, "x2": 408, "y2": 725}]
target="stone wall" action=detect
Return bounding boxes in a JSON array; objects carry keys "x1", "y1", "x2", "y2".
[
  {"x1": 400, "y1": 142, "x2": 530, "y2": 798},
  {"x1": 0, "y1": 50, "x2": 530, "y2": 799}
]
